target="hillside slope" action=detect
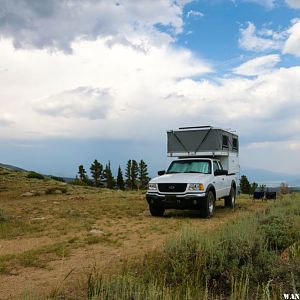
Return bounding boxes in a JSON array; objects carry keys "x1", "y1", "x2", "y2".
[{"x1": 0, "y1": 163, "x2": 25, "y2": 171}]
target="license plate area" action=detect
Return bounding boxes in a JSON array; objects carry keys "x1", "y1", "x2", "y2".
[{"x1": 165, "y1": 195, "x2": 177, "y2": 201}]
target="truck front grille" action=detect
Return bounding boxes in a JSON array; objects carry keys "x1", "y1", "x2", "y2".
[{"x1": 158, "y1": 183, "x2": 187, "y2": 193}]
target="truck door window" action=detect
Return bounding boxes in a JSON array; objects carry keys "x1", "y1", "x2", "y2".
[
  {"x1": 213, "y1": 161, "x2": 220, "y2": 172},
  {"x1": 218, "y1": 161, "x2": 223, "y2": 170}
]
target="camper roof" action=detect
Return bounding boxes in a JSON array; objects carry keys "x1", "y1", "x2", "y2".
[{"x1": 167, "y1": 126, "x2": 238, "y2": 157}]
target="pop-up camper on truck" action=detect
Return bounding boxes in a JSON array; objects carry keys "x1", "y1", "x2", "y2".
[{"x1": 146, "y1": 126, "x2": 240, "y2": 218}]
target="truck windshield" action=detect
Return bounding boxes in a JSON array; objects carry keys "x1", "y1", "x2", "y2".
[{"x1": 166, "y1": 160, "x2": 211, "y2": 174}]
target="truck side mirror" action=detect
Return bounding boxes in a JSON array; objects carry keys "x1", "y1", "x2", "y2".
[
  {"x1": 158, "y1": 170, "x2": 166, "y2": 176},
  {"x1": 214, "y1": 169, "x2": 228, "y2": 176}
]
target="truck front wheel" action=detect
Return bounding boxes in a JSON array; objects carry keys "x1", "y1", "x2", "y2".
[
  {"x1": 224, "y1": 187, "x2": 236, "y2": 208},
  {"x1": 200, "y1": 190, "x2": 215, "y2": 218},
  {"x1": 149, "y1": 204, "x2": 165, "y2": 217}
]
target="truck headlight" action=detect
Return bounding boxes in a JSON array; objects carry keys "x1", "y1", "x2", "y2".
[
  {"x1": 188, "y1": 183, "x2": 205, "y2": 191},
  {"x1": 148, "y1": 183, "x2": 158, "y2": 190}
]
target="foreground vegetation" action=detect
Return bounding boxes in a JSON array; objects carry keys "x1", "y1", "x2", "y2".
[
  {"x1": 1, "y1": 166, "x2": 299, "y2": 299},
  {"x1": 87, "y1": 195, "x2": 300, "y2": 300},
  {"x1": 1, "y1": 166, "x2": 259, "y2": 299}
]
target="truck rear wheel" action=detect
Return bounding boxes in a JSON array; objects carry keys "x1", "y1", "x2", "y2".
[
  {"x1": 149, "y1": 204, "x2": 165, "y2": 217},
  {"x1": 225, "y1": 187, "x2": 236, "y2": 208},
  {"x1": 200, "y1": 190, "x2": 215, "y2": 218}
]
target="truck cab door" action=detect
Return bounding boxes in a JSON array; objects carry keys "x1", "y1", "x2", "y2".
[
  {"x1": 218, "y1": 161, "x2": 229, "y2": 196},
  {"x1": 213, "y1": 161, "x2": 224, "y2": 199}
]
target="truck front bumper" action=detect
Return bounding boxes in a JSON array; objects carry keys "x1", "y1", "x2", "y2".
[{"x1": 146, "y1": 192, "x2": 206, "y2": 209}]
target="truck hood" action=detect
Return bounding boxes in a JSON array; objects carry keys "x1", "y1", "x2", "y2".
[{"x1": 150, "y1": 173, "x2": 211, "y2": 184}]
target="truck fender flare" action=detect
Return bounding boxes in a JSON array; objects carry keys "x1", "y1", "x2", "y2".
[{"x1": 205, "y1": 184, "x2": 216, "y2": 199}]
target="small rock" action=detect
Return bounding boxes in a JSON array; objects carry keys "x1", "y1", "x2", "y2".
[
  {"x1": 89, "y1": 229, "x2": 104, "y2": 235},
  {"x1": 69, "y1": 196, "x2": 85, "y2": 201},
  {"x1": 139, "y1": 210, "x2": 151, "y2": 216},
  {"x1": 31, "y1": 217, "x2": 47, "y2": 221},
  {"x1": 21, "y1": 192, "x2": 34, "y2": 197}
]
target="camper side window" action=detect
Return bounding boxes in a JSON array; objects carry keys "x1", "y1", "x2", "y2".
[
  {"x1": 233, "y1": 138, "x2": 238, "y2": 150},
  {"x1": 222, "y1": 135, "x2": 229, "y2": 149}
]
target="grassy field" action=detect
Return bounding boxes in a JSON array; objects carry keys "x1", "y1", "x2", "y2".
[
  {"x1": 87, "y1": 196, "x2": 300, "y2": 300},
  {"x1": 0, "y1": 166, "x2": 299, "y2": 299}
]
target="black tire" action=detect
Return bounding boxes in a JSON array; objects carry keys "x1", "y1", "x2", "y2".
[
  {"x1": 149, "y1": 205, "x2": 165, "y2": 217},
  {"x1": 225, "y1": 186, "x2": 236, "y2": 208},
  {"x1": 200, "y1": 190, "x2": 215, "y2": 218}
]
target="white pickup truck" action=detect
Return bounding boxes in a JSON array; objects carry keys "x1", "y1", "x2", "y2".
[{"x1": 146, "y1": 126, "x2": 239, "y2": 218}]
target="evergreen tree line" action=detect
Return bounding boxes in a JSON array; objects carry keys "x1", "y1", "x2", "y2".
[
  {"x1": 240, "y1": 175, "x2": 290, "y2": 195},
  {"x1": 240, "y1": 175, "x2": 265, "y2": 194},
  {"x1": 75, "y1": 159, "x2": 149, "y2": 190}
]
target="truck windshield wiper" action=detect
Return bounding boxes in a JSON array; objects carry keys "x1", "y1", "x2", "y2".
[{"x1": 184, "y1": 171, "x2": 205, "y2": 173}]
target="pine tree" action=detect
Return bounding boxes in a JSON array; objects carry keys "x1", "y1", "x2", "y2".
[
  {"x1": 131, "y1": 160, "x2": 139, "y2": 190},
  {"x1": 240, "y1": 175, "x2": 251, "y2": 194},
  {"x1": 90, "y1": 159, "x2": 103, "y2": 186},
  {"x1": 138, "y1": 160, "x2": 149, "y2": 190},
  {"x1": 125, "y1": 160, "x2": 132, "y2": 190},
  {"x1": 78, "y1": 165, "x2": 88, "y2": 182},
  {"x1": 250, "y1": 182, "x2": 258, "y2": 195},
  {"x1": 103, "y1": 161, "x2": 115, "y2": 189},
  {"x1": 259, "y1": 184, "x2": 266, "y2": 193},
  {"x1": 116, "y1": 165, "x2": 125, "y2": 190}
]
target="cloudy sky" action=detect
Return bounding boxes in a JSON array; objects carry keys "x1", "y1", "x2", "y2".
[{"x1": 1, "y1": 0, "x2": 300, "y2": 178}]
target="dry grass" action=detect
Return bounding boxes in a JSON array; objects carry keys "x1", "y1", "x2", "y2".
[{"x1": 0, "y1": 166, "x2": 270, "y2": 299}]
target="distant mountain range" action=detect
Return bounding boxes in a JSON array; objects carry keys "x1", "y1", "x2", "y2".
[
  {"x1": 0, "y1": 163, "x2": 74, "y2": 182},
  {"x1": 241, "y1": 167, "x2": 300, "y2": 186},
  {"x1": 0, "y1": 163, "x2": 25, "y2": 171}
]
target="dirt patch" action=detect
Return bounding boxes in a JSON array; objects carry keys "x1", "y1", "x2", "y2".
[{"x1": 0, "y1": 237, "x2": 54, "y2": 256}]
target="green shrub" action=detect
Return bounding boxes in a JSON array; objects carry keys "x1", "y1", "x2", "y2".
[
  {"x1": 0, "y1": 262, "x2": 7, "y2": 274},
  {"x1": 50, "y1": 176, "x2": 65, "y2": 182},
  {"x1": 0, "y1": 171, "x2": 9, "y2": 176},
  {"x1": 45, "y1": 187, "x2": 67, "y2": 194},
  {"x1": 85, "y1": 235, "x2": 103, "y2": 245},
  {"x1": 260, "y1": 215, "x2": 300, "y2": 251},
  {"x1": 70, "y1": 178, "x2": 89, "y2": 186},
  {"x1": 27, "y1": 171, "x2": 44, "y2": 180},
  {"x1": 0, "y1": 209, "x2": 9, "y2": 223}
]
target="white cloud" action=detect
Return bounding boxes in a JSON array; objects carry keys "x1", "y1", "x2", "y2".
[
  {"x1": 245, "y1": 141, "x2": 275, "y2": 149},
  {"x1": 0, "y1": 115, "x2": 14, "y2": 127},
  {"x1": 167, "y1": 66, "x2": 300, "y2": 123},
  {"x1": 283, "y1": 20, "x2": 300, "y2": 56},
  {"x1": 187, "y1": 10, "x2": 204, "y2": 18},
  {"x1": 2, "y1": 34, "x2": 300, "y2": 145},
  {"x1": 233, "y1": 54, "x2": 281, "y2": 76},
  {"x1": 0, "y1": 0, "x2": 187, "y2": 52},
  {"x1": 240, "y1": 19, "x2": 300, "y2": 59},
  {"x1": 286, "y1": 0, "x2": 300, "y2": 8},
  {"x1": 0, "y1": 37, "x2": 211, "y2": 139},
  {"x1": 239, "y1": 22, "x2": 283, "y2": 52},
  {"x1": 289, "y1": 141, "x2": 300, "y2": 150},
  {"x1": 35, "y1": 87, "x2": 113, "y2": 120}
]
